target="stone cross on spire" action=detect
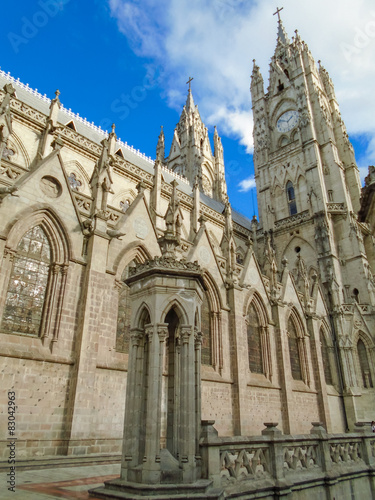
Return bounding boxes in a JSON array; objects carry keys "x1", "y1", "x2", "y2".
[
  {"x1": 273, "y1": 6, "x2": 283, "y2": 22},
  {"x1": 186, "y1": 76, "x2": 194, "y2": 91}
]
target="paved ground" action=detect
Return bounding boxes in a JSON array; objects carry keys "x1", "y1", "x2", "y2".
[{"x1": 1, "y1": 463, "x2": 121, "y2": 499}]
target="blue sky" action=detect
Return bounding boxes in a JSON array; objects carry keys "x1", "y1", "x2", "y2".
[{"x1": 1, "y1": 0, "x2": 374, "y2": 219}]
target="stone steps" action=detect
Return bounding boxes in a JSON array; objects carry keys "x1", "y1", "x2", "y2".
[
  {"x1": 0, "y1": 453, "x2": 121, "y2": 472},
  {"x1": 89, "y1": 478, "x2": 224, "y2": 499}
]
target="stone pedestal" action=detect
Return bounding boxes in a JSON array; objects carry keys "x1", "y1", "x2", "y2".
[{"x1": 90, "y1": 257, "x2": 223, "y2": 498}]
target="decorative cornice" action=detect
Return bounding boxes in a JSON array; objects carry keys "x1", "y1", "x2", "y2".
[
  {"x1": 274, "y1": 210, "x2": 310, "y2": 230},
  {"x1": 126, "y1": 256, "x2": 204, "y2": 286}
]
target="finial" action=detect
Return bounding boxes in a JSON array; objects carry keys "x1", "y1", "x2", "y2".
[
  {"x1": 273, "y1": 6, "x2": 284, "y2": 22},
  {"x1": 186, "y1": 76, "x2": 194, "y2": 91},
  {"x1": 111, "y1": 123, "x2": 116, "y2": 133},
  {"x1": 55, "y1": 89, "x2": 60, "y2": 98}
]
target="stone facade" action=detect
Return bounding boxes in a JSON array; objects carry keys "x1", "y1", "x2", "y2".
[{"x1": 0, "y1": 20, "x2": 374, "y2": 494}]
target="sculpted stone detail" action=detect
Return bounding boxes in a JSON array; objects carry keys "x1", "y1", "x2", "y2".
[
  {"x1": 40, "y1": 176, "x2": 62, "y2": 198},
  {"x1": 330, "y1": 442, "x2": 362, "y2": 464},
  {"x1": 74, "y1": 193, "x2": 92, "y2": 212},
  {"x1": 128, "y1": 257, "x2": 201, "y2": 277},
  {"x1": 275, "y1": 210, "x2": 310, "y2": 229},
  {"x1": 220, "y1": 448, "x2": 270, "y2": 483},
  {"x1": 283, "y1": 445, "x2": 320, "y2": 471}
]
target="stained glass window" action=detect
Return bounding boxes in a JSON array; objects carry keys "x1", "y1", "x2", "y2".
[
  {"x1": 2, "y1": 226, "x2": 51, "y2": 336},
  {"x1": 68, "y1": 173, "x2": 82, "y2": 191}
]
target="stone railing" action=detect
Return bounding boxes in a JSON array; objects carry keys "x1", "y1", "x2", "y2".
[
  {"x1": 274, "y1": 210, "x2": 310, "y2": 230},
  {"x1": 327, "y1": 202, "x2": 346, "y2": 214},
  {"x1": 0, "y1": 68, "x2": 154, "y2": 164},
  {"x1": 200, "y1": 421, "x2": 375, "y2": 497}
]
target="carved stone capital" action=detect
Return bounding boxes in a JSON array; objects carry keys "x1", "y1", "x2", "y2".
[
  {"x1": 52, "y1": 263, "x2": 61, "y2": 275},
  {"x1": 60, "y1": 263, "x2": 69, "y2": 276},
  {"x1": 145, "y1": 324, "x2": 154, "y2": 340},
  {"x1": 114, "y1": 279, "x2": 123, "y2": 292},
  {"x1": 157, "y1": 323, "x2": 169, "y2": 342},
  {"x1": 180, "y1": 325, "x2": 192, "y2": 344},
  {"x1": 130, "y1": 328, "x2": 144, "y2": 347},
  {"x1": 3, "y1": 247, "x2": 16, "y2": 262},
  {"x1": 194, "y1": 330, "x2": 203, "y2": 346}
]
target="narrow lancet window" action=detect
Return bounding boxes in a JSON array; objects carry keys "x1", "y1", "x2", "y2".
[{"x1": 286, "y1": 181, "x2": 297, "y2": 215}]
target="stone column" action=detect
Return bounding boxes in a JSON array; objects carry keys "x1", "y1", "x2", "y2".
[
  {"x1": 306, "y1": 317, "x2": 332, "y2": 432},
  {"x1": 121, "y1": 328, "x2": 144, "y2": 479},
  {"x1": 142, "y1": 323, "x2": 166, "y2": 483},
  {"x1": 179, "y1": 324, "x2": 197, "y2": 482}
]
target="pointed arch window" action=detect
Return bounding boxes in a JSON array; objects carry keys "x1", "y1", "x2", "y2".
[
  {"x1": 2, "y1": 226, "x2": 51, "y2": 336},
  {"x1": 320, "y1": 329, "x2": 333, "y2": 385},
  {"x1": 246, "y1": 297, "x2": 272, "y2": 379},
  {"x1": 287, "y1": 313, "x2": 310, "y2": 385},
  {"x1": 287, "y1": 317, "x2": 302, "y2": 380},
  {"x1": 286, "y1": 181, "x2": 297, "y2": 215},
  {"x1": 201, "y1": 291, "x2": 212, "y2": 366},
  {"x1": 357, "y1": 338, "x2": 373, "y2": 388},
  {"x1": 247, "y1": 302, "x2": 263, "y2": 374}
]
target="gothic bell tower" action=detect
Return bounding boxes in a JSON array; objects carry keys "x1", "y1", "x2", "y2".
[
  {"x1": 251, "y1": 11, "x2": 375, "y2": 310},
  {"x1": 251, "y1": 12, "x2": 375, "y2": 425},
  {"x1": 165, "y1": 82, "x2": 227, "y2": 203}
]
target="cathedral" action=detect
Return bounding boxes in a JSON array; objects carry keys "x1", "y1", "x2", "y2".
[{"x1": 0, "y1": 13, "x2": 375, "y2": 499}]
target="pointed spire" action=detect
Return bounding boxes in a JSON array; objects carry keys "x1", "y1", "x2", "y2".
[
  {"x1": 0, "y1": 84, "x2": 15, "y2": 162},
  {"x1": 251, "y1": 59, "x2": 264, "y2": 86},
  {"x1": 156, "y1": 125, "x2": 165, "y2": 162},
  {"x1": 273, "y1": 6, "x2": 289, "y2": 45},
  {"x1": 213, "y1": 126, "x2": 222, "y2": 158},
  {"x1": 108, "y1": 123, "x2": 117, "y2": 156},
  {"x1": 318, "y1": 60, "x2": 336, "y2": 99},
  {"x1": 158, "y1": 180, "x2": 181, "y2": 258},
  {"x1": 186, "y1": 87, "x2": 195, "y2": 111}
]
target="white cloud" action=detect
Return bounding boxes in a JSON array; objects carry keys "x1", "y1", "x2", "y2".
[
  {"x1": 238, "y1": 175, "x2": 256, "y2": 192},
  {"x1": 109, "y1": 0, "x2": 375, "y2": 167}
]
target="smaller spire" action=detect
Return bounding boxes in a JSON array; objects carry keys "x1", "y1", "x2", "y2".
[
  {"x1": 251, "y1": 59, "x2": 263, "y2": 80},
  {"x1": 273, "y1": 6, "x2": 289, "y2": 45},
  {"x1": 185, "y1": 76, "x2": 195, "y2": 110},
  {"x1": 156, "y1": 125, "x2": 165, "y2": 162}
]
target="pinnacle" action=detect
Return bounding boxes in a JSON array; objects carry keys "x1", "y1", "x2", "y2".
[
  {"x1": 277, "y1": 19, "x2": 290, "y2": 45},
  {"x1": 185, "y1": 86, "x2": 195, "y2": 111}
]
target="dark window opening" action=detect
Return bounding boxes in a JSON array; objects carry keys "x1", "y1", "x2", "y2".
[
  {"x1": 286, "y1": 181, "x2": 297, "y2": 215},
  {"x1": 247, "y1": 302, "x2": 263, "y2": 374},
  {"x1": 277, "y1": 80, "x2": 284, "y2": 92},
  {"x1": 66, "y1": 120, "x2": 77, "y2": 131}
]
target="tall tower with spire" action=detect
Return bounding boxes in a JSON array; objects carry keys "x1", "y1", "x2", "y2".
[
  {"x1": 165, "y1": 85, "x2": 227, "y2": 203},
  {"x1": 251, "y1": 10, "x2": 375, "y2": 425}
]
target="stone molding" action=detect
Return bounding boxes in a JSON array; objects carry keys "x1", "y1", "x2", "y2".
[{"x1": 274, "y1": 210, "x2": 310, "y2": 229}]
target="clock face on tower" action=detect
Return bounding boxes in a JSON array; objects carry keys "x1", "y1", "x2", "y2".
[{"x1": 276, "y1": 110, "x2": 299, "y2": 133}]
